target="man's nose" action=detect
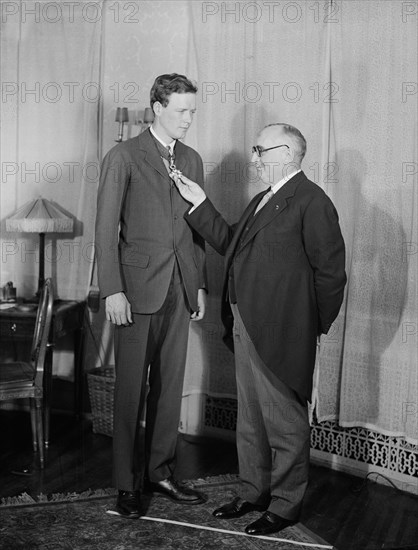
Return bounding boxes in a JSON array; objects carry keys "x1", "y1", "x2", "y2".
[
  {"x1": 251, "y1": 151, "x2": 260, "y2": 164},
  {"x1": 183, "y1": 111, "x2": 192, "y2": 124}
]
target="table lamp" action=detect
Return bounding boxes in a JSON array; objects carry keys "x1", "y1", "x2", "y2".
[{"x1": 6, "y1": 198, "x2": 74, "y2": 300}]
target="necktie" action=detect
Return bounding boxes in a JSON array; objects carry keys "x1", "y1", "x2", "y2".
[
  {"x1": 167, "y1": 146, "x2": 176, "y2": 171},
  {"x1": 153, "y1": 138, "x2": 176, "y2": 172},
  {"x1": 254, "y1": 188, "x2": 274, "y2": 215}
]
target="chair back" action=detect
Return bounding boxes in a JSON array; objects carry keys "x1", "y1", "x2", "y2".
[{"x1": 31, "y1": 278, "x2": 54, "y2": 374}]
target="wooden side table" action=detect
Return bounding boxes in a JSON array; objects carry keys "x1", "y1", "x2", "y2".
[{"x1": 0, "y1": 300, "x2": 86, "y2": 446}]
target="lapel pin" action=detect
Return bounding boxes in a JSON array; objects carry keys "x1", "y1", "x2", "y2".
[{"x1": 275, "y1": 204, "x2": 280, "y2": 210}]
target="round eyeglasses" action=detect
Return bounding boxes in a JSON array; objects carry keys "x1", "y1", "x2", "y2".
[{"x1": 252, "y1": 144, "x2": 289, "y2": 157}]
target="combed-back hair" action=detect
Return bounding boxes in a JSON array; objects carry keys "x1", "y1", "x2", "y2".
[
  {"x1": 266, "y1": 123, "x2": 307, "y2": 164},
  {"x1": 150, "y1": 74, "x2": 198, "y2": 108}
]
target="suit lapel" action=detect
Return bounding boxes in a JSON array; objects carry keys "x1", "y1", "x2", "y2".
[
  {"x1": 139, "y1": 129, "x2": 172, "y2": 181},
  {"x1": 224, "y1": 194, "x2": 263, "y2": 268},
  {"x1": 236, "y1": 173, "x2": 304, "y2": 253},
  {"x1": 173, "y1": 140, "x2": 188, "y2": 174},
  {"x1": 139, "y1": 131, "x2": 190, "y2": 186}
]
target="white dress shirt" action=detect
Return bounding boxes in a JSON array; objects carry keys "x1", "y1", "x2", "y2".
[
  {"x1": 150, "y1": 125, "x2": 175, "y2": 155},
  {"x1": 270, "y1": 169, "x2": 301, "y2": 195}
]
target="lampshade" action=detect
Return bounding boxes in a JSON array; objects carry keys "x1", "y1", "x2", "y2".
[
  {"x1": 115, "y1": 107, "x2": 129, "y2": 123},
  {"x1": 6, "y1": 198, "x2": 74, "y2": 233},
  {"x1": 143, "y1": 107, "x2": 154, "y2": 123}
]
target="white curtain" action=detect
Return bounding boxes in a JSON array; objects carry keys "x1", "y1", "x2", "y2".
[
  {"x1": 1, "y1": 2, "x2": 102, "y2": 301},
  {"x1": 315, "y1": 1, "x2": 417, "y2": 443},
  {"x1": 186, "y1": 1, "x2": 417, "y2": 442},
  {"x1": 184, "y1": 0, "x2": 333, "y2": 402},
  {"x1": 1, "y1": 2, "x2": 103, "y2": 376}
]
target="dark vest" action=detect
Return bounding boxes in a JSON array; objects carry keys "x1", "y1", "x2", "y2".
[{"x1": 228, "y1": 192, "x2": 271, "y2": 303}]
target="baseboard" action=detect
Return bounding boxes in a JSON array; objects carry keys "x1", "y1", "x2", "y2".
[{"x1": 187, "y1": 393, "x2": 418, "y2": 497}]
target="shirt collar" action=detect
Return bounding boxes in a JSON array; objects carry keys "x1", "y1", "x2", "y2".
[
  {"x1": 150, "y1": 125, "x2": 176, "y2": 153},
  {"x1": 270, "y1": 169, "x2": 301, "y2": 195}
]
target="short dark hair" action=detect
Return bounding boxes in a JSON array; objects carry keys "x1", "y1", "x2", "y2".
[
  {"x1": 266, "y1": 123, "x2": 307, "y2": 164},
  {"x1": 150, "y1": 74, "x2": 198, "y2": 108}
]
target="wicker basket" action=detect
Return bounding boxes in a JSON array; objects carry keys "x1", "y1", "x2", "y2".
[{"x1": 87, "y1": 366, "x2": 115, "y2": 437}]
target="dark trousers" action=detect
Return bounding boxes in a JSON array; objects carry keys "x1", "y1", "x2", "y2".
[
  {"x1": 113, "y1": 263, "x2": 191, "y2": 491},
  {"x1": 231, "y1": 304, "x2": 310, "y2": 520}
]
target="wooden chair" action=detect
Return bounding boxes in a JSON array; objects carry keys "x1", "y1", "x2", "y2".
[{"x1": 0, "y1": 278, "x2": 54, "y2": 468}]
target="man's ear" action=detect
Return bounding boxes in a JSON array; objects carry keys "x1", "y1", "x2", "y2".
[
  {"x1": 286, "y1": 145, "x2": 295, "y2": 162},
  {"x1": 153, "y1": 102, "x2": 163, "y2": 116}
]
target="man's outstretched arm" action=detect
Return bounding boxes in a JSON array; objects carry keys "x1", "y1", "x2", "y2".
[{"x1": 171, "y1": 172, "x2": 234, "y2": 256}]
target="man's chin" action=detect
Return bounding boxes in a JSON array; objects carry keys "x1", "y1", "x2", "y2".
[
  {"x1": 260, "y1": 176, "x2": 272, "y2": 186},
  {"x1": 176, "y1": 129, "x2": 189, "y2": 139}
]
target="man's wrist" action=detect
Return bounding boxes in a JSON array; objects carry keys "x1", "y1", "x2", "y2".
[{"x1": 189, "y1": 197, "x2": 206, "y2": 214}]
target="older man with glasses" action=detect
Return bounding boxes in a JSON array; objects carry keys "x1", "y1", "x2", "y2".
[{"x1": 170, "y1": 122, "x2": 346, "y2": 536}]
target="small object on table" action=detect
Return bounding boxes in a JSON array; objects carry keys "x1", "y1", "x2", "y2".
[
  {"x1": 2, "y1": 281, "x2": 16, "y2": 302},
  {"x1": 15, "y1": 304, "x2": 38, "y2": 312}
]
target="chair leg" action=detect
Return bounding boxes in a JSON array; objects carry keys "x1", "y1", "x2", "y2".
[
  {"x1": 35, "y1": 398, "x2": 45, "y2": 469},
  {"x1": 29, "y1": 398, "x2": 38, "y2": 451},
  {"x1": 44, "y1": 401, "x2": 51, "y2": 448},
  {"x1": 44, "y1": 346, "x2": 53, "y2": 447}
]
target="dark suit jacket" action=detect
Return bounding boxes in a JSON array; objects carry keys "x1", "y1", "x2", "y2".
[
  {"x1": 95, "y1": 129, "x2": 206, "y2": 314},
  {"x1": 187, "y1": 171, "x2": 346, "y2": 400}
]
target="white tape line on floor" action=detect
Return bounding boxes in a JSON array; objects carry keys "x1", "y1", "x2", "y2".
[{"x1": 138, "y1": 515, "x2": 334, "y2": 548}]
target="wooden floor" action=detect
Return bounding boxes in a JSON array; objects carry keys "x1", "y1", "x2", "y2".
[{"x1": 1, "y1": 409, "x2": 418, "y2": 550}]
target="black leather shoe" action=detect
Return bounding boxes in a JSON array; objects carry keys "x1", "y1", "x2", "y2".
[
  {"x1": 245, "y1": 511, "x2": 297, "y2": 535},
  {"x1": 115, "y1": 490, "x2": 140, "y2": 519},
  {"x1": 145, "y1": 476, "x2": 205, "y2": 505},
  {"x1": 212, "y1": 497, "x2": 267, "y2": 519}
]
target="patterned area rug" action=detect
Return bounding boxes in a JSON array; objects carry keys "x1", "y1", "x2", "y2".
[{"x1": 0, "y1": 475, "x2": 334, "y2": 550}]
